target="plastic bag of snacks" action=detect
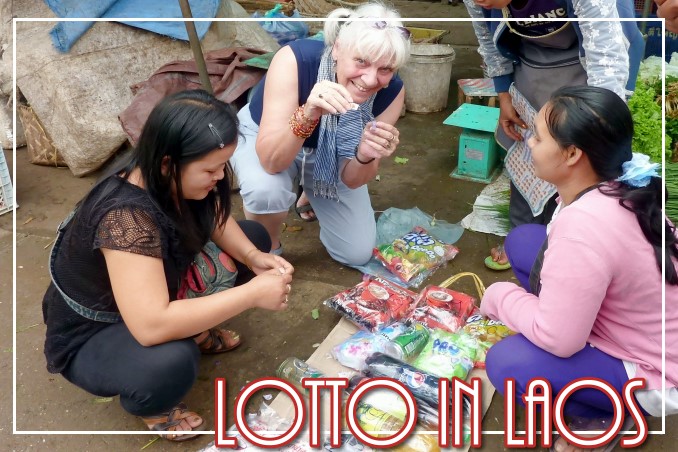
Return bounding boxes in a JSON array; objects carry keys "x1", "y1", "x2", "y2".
[
  {"x1": 323, "y1": 277, "x2": 417, "y2": 331},
  {"x1": 462, "y1": 314, "x2": 515, "y2": 369},
  {"x1": 374, "y1": 226, "x2": 459, "y2": 287},
  {"x1": 409, "y1": 285, "x2": 477, "y2": 333},
  {"x1": 412, "y1": 329, "x2": 477, "y2": 380},
  {"x1": 332, "y1": 323, "x2": 408, "y2": 371}
]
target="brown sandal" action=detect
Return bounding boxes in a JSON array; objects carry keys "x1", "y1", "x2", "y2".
[
  {"x1": 141, "y1": 402, "x2": 205, "y2": 442},
  {"x1": 196, "y1": 328, "x2": 242, "y2": 354}
]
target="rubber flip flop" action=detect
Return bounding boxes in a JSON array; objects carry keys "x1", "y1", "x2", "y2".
[
  {"x1": 295, "y1": 203, "x2": 317, "y2": 222},
  {"x1": 295, "y1": 186, "x2": 317, "y2": 222},
  {"x1": 484, "y1": 255, "x2": 511, "y2": 271}
]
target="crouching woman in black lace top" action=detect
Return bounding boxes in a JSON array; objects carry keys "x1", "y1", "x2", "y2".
[{"x1": 42, "y1": 90, "x2": 294, "y2": 441}]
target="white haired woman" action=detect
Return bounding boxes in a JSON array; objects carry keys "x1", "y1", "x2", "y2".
[{"x1": 230, "y1": 1, "x2": 410, "y2": 265}]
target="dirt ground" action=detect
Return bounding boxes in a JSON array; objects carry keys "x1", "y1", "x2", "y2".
[{"x1": 1, "y1": 1, "x2": 675, "y2": 451}]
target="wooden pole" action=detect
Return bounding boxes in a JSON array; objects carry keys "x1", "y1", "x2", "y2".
[{"x1": 178, "y1": 0, "x2": 213, "y2": 94}]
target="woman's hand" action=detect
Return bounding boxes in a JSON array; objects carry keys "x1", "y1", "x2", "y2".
[
  {"x1": 498, "y1": 92, "x2": 527, "y2": 142},
  {"x1": 356, "y1": 121, "x2": 400, "y2": 161},
  {"x1": 247, "y1": 249, "x2": 294, "y2": 276},
  {"x1": 656, "y1": 0, "x2": 678, "y2": 33},
  {"x1": 246, "y1": 267, "x2": 293, "y2": 311},
  {"x1": 303, "y1": 80, "x2": 355, "y2": 120}
]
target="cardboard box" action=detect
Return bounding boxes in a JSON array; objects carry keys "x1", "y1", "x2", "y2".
[{"x1": 270, "y1": 318, "x2": 496, "y2": 452}]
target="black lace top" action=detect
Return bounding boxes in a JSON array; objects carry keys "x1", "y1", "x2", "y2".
[{"x1": 42, "y1": 176, "x2": 193, "y2": 373}]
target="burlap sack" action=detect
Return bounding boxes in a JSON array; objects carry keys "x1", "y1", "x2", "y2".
[{"x1": 14, "y1": 0, "x2": 278, "y2": 176}]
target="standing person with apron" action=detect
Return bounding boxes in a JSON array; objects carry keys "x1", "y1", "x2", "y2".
[{"x1": 463, "y1": 0, "x2": 644, "y2": 267}]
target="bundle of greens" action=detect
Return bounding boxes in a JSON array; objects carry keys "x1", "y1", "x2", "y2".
[
  {"x1": 628, "y1": 81, "x2": 665, "y2": 163},
  {"x1": 473, "y1": 189, "x2": 510, "y2": 233},
  {"x1": 665, "y1": 80, "x2": 678, "y2": 162},
  {"x1": 667, "y1": 164, "x2": 678, "y2": 223},
  {"x1": 631, "y1": 55, "x2": 678, "y2": 163}
]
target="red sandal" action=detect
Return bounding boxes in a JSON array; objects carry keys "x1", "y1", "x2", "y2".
[
  {"x1": 195, "y1": 328, "x2": 242, "y2": 354},
  {"x1": 141, "y1": 402, "x2": 205, "y2": 442}
]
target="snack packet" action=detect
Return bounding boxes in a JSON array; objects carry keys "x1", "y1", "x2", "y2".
[
  {"x1": 409, "y1": 285, "x2": 477, "y2": 333},
  {"x1": 323, "y1": 277, "x2": 417, "y2": 331},
  {"x1": 332, "y1": 323, "x2": 408, "y2": 371},
  {"x1": 461, "y1": 313, "x2": 515, "y2": 368},
  {"x1": 374, "y1": 226, "x2": 459, "y2": 287},
  {"x1": 412, "y1": 329, "x2": 477, "y2": 380}
]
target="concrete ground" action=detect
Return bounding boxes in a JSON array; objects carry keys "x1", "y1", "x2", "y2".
[{"x1": 1, "y1": 1, "x2": 675, "y2": 450}]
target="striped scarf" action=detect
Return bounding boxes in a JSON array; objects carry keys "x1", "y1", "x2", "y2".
[{"x1": 313, "y1": 48, "x2": 376, "y2": 201}]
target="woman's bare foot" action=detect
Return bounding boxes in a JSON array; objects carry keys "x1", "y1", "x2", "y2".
[
  {"x1": 490, "y1": 244, "x2": 509, "y2": 265},
  {"x1": 485, "y1": 244, "x2": 511, "y2": 270},
  {"x1": 295, "y1": 190, "x2": 316, "y2": 222},
  {"x1": 141, "y1": 403, "x2": 204, "y2": 442}
]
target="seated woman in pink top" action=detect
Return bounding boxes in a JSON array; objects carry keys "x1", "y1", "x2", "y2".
[{"x1": 481, "y1": 85, "x2": 678, "y2": 452}]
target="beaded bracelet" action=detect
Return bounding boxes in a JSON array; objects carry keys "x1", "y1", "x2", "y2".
[
  {"x1": 289, "y1": 105, "x2": 319, "y2": 139},
  {"x1": 354, "y1": 146, "x2": 375, "y2": 164}
]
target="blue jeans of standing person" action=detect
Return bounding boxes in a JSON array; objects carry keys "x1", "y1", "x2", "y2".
[
  {"x1": 489, "y1": 224, "x2": 648, "y2": 418},
  {"x1": 61, "y1": 220, "x2": 270, "y2": 417}
]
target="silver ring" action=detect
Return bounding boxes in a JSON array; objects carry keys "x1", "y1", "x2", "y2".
[
  {"x1": 286, "y1": 284, "x2": 291, "y2": 293},
  {"x1": 284, "y1": 296, "x2": 289, "y2": 304}
]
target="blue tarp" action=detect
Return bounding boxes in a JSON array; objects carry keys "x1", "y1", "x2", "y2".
[{"x1": 45, "y1": 0, "x2": 219, "y2": 53}]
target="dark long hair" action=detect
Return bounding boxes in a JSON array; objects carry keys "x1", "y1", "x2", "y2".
[
  {"x1": 545, "y1": 85, "x2": 677, "y2": 284},
  {"x1": 90, "y1": 90, "x2": 239, "y2": 255}
]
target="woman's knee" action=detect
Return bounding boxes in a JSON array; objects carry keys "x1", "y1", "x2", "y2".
[
  {"x1": 120, "y1": 340, "x2": 200, "y2": 416},
  {"x1": 324, "y1": 235, "x2": 375, "y2": 266},
  {"x1": 239, "y1": 176, "x2": 295, "y2": 214},
  {"x1": 485, "y1": 335, "x2": 541, "y2": 396},
  {"x1": 238, "y1": 220, "x2": 272, "y2": 252},
  {"x1": 504, "y1": 224, "x2": 545, "y2": 257}
]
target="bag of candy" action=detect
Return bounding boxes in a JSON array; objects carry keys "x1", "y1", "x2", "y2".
[
  {"x1": 332, "y1": 323, "x2": 408, "y2": 371},
  {"x1": 409, "y1": 285, "x2": 477, "y2": 333},
  {"x1": 461, "y1": 313, "x2": 515, "y2": 368},
  {"x1": 323, "y1": 277, "x2": 417, "y2": 332},
  {"x1": 374, "y1": 226, "x2": 459, "y2": 287},
  {"x1": 412, "y1": 329, "x2": 477, "y2": 380}
]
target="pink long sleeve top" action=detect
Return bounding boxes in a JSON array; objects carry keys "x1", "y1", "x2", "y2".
[{"x1": 480, "y1": 188, "x2": 678, "y2": 391}]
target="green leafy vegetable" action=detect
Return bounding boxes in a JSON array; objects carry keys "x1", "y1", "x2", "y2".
[
  {"x1": 666, "y1": 164, "x2": 678, "y2": 223},
  {"x1": 628, "y1": 82, "x2": 665, "y2": 163}
]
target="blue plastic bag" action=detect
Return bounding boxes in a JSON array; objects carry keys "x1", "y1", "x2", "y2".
[
  {"x1": 349, "y1": 207, "x2": 464, "y2": 287},
  {"x1": 253, "y1": 4, "x2": 309, "y2": 46}
]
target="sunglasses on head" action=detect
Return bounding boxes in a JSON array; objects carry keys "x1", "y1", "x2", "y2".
[{"x1": 343, "y1": 19, "x2": 411, "y2": 40}]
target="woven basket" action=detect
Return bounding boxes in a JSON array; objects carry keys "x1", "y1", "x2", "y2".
[
  {"x1": 17, "y1": 104, "x2": 67, "y2": 167},
  {"x1": 325, "y1": 0, "x2": 366, "y2": 7}
]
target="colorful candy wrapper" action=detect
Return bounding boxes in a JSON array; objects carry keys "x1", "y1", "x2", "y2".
[
  {"x1": 412, "y1": 329, "x2": 477, "y2": 380},
  {"x1": 332, "y1": 323, "x2": 408, "y2": 371},
  {"x1": 374, "y1": 226, "x2": 459, "y2": 287},
  {"x1": 323, "y1": 277, "x2": 417, "y2": 332},
  {"x1": 462, "y1": 313, "x2": 515, "y2": 368},
  {"x1": 409, "y1": 285, "x2": 477, "y2": 333}
]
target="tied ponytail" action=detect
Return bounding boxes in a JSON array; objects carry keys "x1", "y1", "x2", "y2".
[{"x1": 608, "y1": 153, "x2": 676, "y2": 284}]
